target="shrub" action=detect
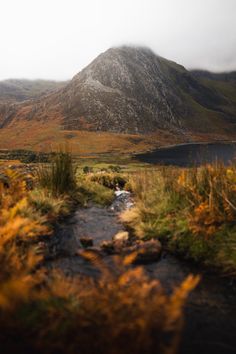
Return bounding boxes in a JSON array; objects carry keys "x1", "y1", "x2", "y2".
[
  {"x1": 83, "y1": 165, "x2": 94, "y2": 174},
  {"x1": 37, "y1": 150, "x2": 77, "y2": 196},
  {"x1": 176, "y1": 164, "x2": 236, "y2": 236},
  {"x1": 21, "y1": 152, "x2": 37, "y2": 163},
  {"x1": 108, "y1": 165, "x2": 122, "y2": 173},
  {"x1": 0, "y1": 252, "x2": 199, "y2": 354},
  {"x1": 29, "y1": 188, "x2": 70, "y2": 221},
  {"x1": 90, "y1": 172, "x2": 127, "y2": 190},
  {"x1": 77, "y1": 175, "x2": 114, "y2": 206}
]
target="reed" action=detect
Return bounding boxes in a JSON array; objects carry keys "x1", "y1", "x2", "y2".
[{"x1": 37, "y1": 148, "x2": 77, "y2": 196}]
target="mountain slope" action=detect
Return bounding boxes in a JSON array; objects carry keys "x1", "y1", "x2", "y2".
[
  {"x1": 0, "y1": 46, "x2": 236, "y2": 151},
  {"x1": 0, "y1": 79, "x2": 67, "y2": 102},
  {"x1": 191, "y1": 70, "x2": 236, "y2": 122},
  {"x1": 58, "y1": 46, "x2": 234, "y2": 134}
]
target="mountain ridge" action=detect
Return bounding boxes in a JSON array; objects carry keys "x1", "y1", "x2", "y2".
[
  {"x1": 0, "y1": 79, "x2": 67, "y2": 103},
  {"x1": 0, "y1": 46, "x2": 236, "y2": 150}
]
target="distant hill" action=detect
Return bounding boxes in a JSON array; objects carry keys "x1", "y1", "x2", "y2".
[
  {"x1": 191, "y1": 70, "x2": 236, "y2": 82},
  {"x1": 0, "y1": 46, "x2": 235, "y2": 152},
  {"x1": 0, "y1": 79, "x2": 67, "y2": 102},
  {"x1": 191, "y1": 70, "x2": 236, "y2": 123}
]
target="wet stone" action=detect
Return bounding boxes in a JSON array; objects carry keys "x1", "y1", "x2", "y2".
[
  {"x1": 113, "y1": 231, "x2": 129, "y2": 242},
  {"x1": 131, "y1": 239, "x2": 162, "y2": 264},
  {"x1": 110, "y1": 190, "x2": 134, "y2": 212},
  {"x1": 80, "y1": 237, "x2": 94, "y2": 248}
]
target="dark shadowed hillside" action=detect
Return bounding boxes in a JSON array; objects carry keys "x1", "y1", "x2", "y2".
[{"x1": 191, "y1": 70, "x2": 236, "y2": 123}]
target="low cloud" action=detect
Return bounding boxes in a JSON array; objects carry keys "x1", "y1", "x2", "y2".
[{"x1": 0, "y1": 0, "x2": 235, "y2": 80}]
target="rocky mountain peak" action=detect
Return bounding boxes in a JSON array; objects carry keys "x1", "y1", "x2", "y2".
[
  {"x1": 0, "y1": 46, "x2": 235, "y2": 137},
  {"x1": 63, "y1": 46, "x2": 188, "y2": 132}
]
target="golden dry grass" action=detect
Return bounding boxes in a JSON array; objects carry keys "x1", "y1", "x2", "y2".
[
  {"x1": 0, "y1": 167, "x2": 199, "y2": 354},
  {"x1": 1, "y1": 119, "x2": 235, "y2": 155}
]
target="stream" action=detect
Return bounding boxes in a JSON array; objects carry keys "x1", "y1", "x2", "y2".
[{"x1": 46, "y1": 191, "x2": 236, "y2": 354}]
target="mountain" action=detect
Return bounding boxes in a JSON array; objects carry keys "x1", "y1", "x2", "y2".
[
  {"x1": 0, "y1": 79, "x2": 67, "y2": 102},
  {"x1": 60, "y1": 47, "x2": 235, "y2": 134},
  {"x1": 0, "y1": 46, "x2": 236, "y2": 152},
  {"x1": 191, "y1": 70, "x2": 236, "y2": 121}
]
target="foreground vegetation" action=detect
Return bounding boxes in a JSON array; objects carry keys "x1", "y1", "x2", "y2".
[
  {"x1": 2, "y1": 150, "x2": 236, "y2": 352},
  {"x1": 0, "y1": 154, "x2": 199, "y2": 354},
  {"x1": 122, "y1": 163, "x2": 236, "y2": 275}
]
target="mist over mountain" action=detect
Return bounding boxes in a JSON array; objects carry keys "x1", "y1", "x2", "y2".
[
  {"x1": 0, "y1": 79, "x2": 67, "y2": 103},
  {"x1": 0, "y1": 46, "x2": 235, "y2": 141}
]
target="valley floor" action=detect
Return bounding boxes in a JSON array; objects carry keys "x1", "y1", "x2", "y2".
[{"x1": 1, "y1": 119, "x2": 236, "y2": 155}]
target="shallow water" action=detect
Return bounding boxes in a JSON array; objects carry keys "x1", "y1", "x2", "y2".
[
  {"x1": 146, "y1": 255, "x2": 236, "y2": 354},
  {"x1": 136, "y1": 142, "x2": 236, "y2": 166},
  {"x1": 47, "y1": 191, "x2": 236, "y2": 354}
]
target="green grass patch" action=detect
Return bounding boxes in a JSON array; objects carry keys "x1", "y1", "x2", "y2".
[
  {"x1": 121, "y1": 165, "x2": 236, "y2": 275},
  {"x1": 76, "y1": 175, "x2": 114, "y2": 206}
]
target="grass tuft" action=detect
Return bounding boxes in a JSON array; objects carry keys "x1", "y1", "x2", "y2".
[{"x1": 37, "y1": 149, "x2": 77, "y2": 196}]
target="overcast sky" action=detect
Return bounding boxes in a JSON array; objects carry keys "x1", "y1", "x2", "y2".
[{"x1": 0, "y1": 0, "x2": 235, "y2": 80}]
